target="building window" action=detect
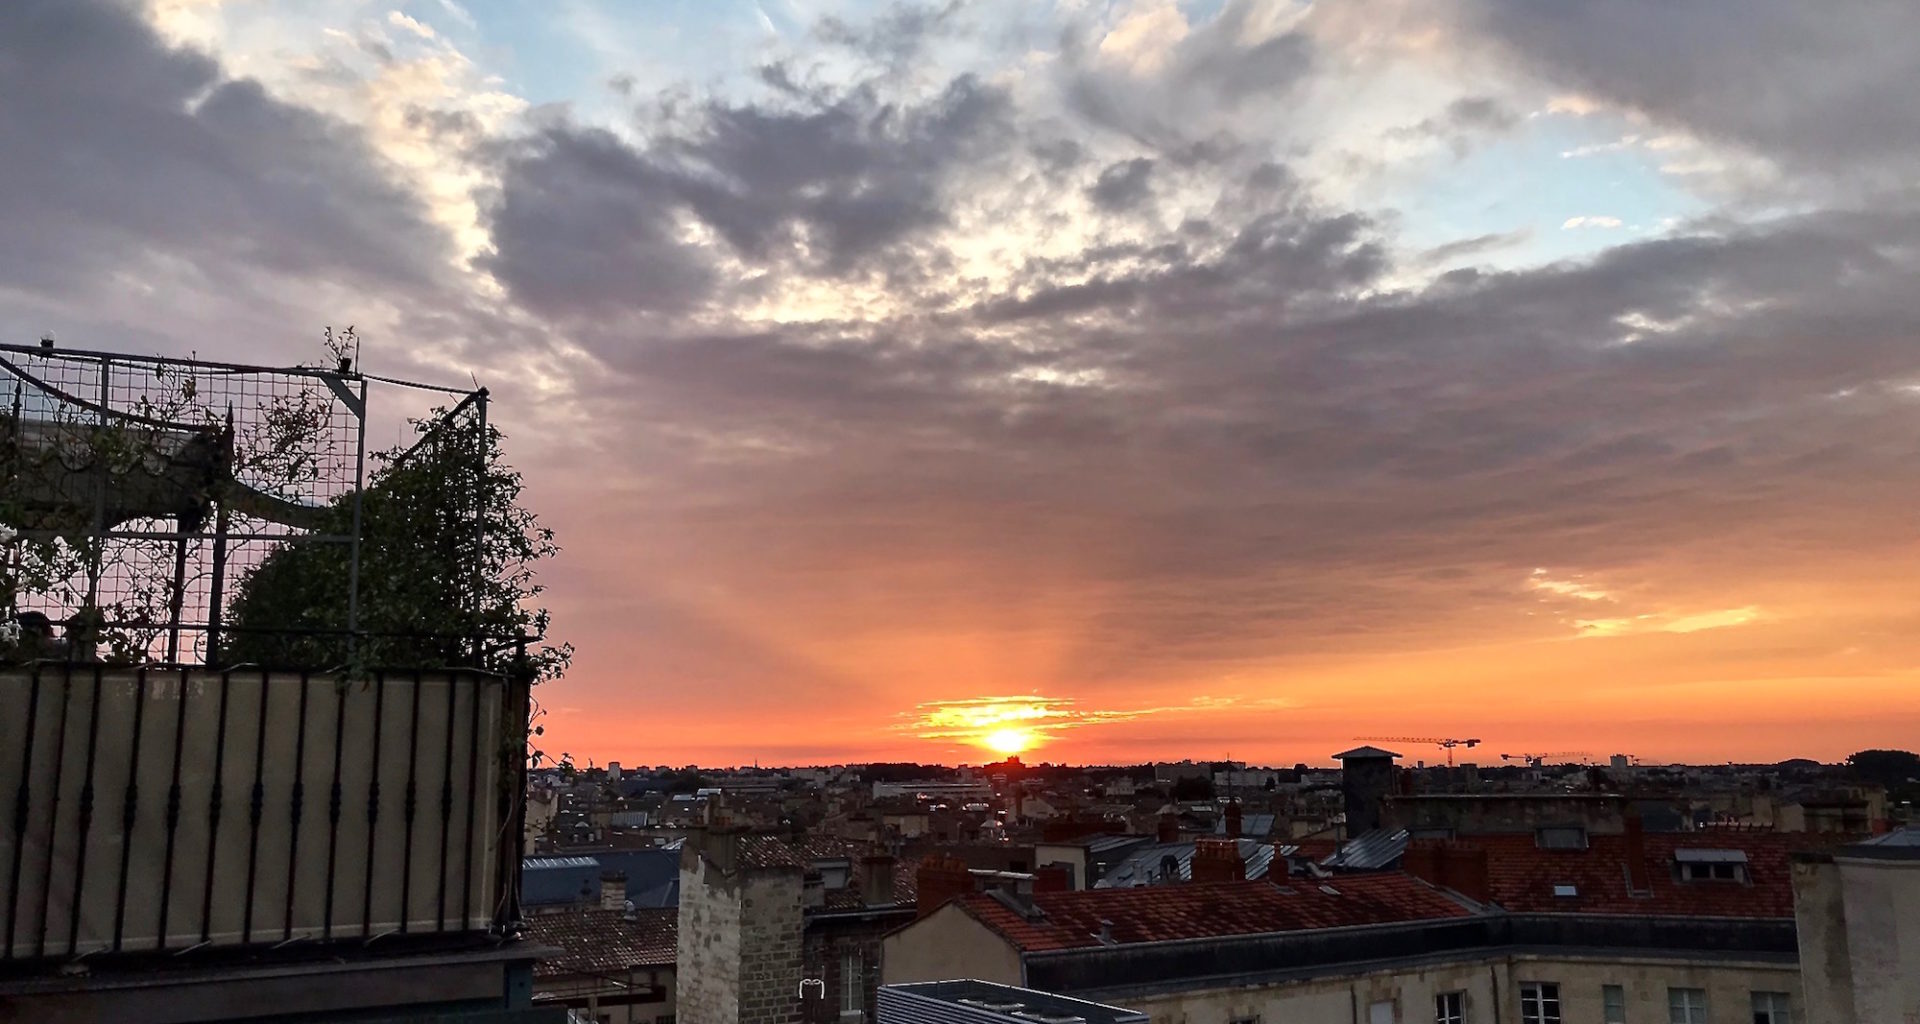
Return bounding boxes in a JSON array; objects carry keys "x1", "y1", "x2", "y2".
[
  {"x1": 1603, "y1": 984, "x2": 1626, "y2": 1024},
  {"x1": 1535, "y1": 826, "x2": 1588, "y2": 849},
  {"x1": 841, "y1": 951, "x2": 864, "y2": 1014},
  {"x1": 1435, "y1": 990, "x2": 1465, "y2": 1024},
  {"x1": 1674, "y1": 849, "x2": 1748, "y2": 883},
  {"x1": 1679, "y1": 861, "x2": 1743, "y2": 881},
  {"x1": 1229, "y1": 1016, "x2": 1260, "y2": 1024},
  {"x1": 1751, "y1": 991, "x2": 1791, "y2": 1024},
  {"x1": 1368, "y1": 1001, "x2": 1395, "y2": 1024},
  {"x1": 1520, "y1": 983, "x2": 1561, "y2": 1024},
  {"x1": 1668, "y1": 987, "x2": 1707, "y2": 1024}
]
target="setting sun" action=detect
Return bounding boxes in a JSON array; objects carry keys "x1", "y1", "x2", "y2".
[{"x1": 981, "y1": 728, "x2": 1037, "y2": 755}]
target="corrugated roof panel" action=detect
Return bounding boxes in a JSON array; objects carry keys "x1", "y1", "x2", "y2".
[{"x1": 1322, "y1": 828, "x2": 1409, "y2": 871}]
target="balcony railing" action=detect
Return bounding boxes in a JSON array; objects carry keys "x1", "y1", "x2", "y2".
[{"x1": 2, "y1": 661, "x2": 529, "y2": 962}]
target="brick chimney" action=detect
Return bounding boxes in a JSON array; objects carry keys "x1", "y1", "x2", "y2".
[
  {"x1": 1402, "y1": 840, "x2": 1489, "y2": 905},
  {"x1": 915, "y1": 855, "x2": 973, "y2": 918},
  {"x1": 1190, "y1": 838, "x2": 1246, "y2": 883},
  {"x1": 1033, "y1": 864, "x2": 1071, "y2": 893},
  {"x1": 1624, "y1": 806, "x2": 1651, "y2": 894},
  {"x1": 599, "y1": 871, "x2": 627, "y2": 910},
  {"x1": 1157, "y1": 809, "x2": 1180, "y2": 843},
  {"x1": 1439, "y1": 843, "x2": 1490, "y2": 904},
  {"x1": 1401, "y1": 839, "x2": 1440, "y2": 887},
  {"x1": 1225, "y1": 800, "x2": 1243, "y2": 839},
  {"x1": 861, "y1": 854, "x2": 897, "y2": 907}
]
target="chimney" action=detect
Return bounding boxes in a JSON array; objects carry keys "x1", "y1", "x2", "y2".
[
  {"x1": 1402, "y1": 841, "x2": 1489, "y2": 905},
  {"x1": 1157, "y1": 809, "x2": 1180, "y2": 843},
  {"x1": 915, "y1": 855, "x2": 974, "y2": 918},
  {"x1": 1333, "y1": 747, "x2": 1399, "y2": 837},
  {"x1": 861, "y1": 854, "x2": 897, "y2": 907},
  {"x1": 1439, "y1": 842, "x2": 1490, "y2": 904},
  {"x1": 1033, "y1": 864, "x2": 1071, "y2": 893},
  {"x1": 1225, "y1": 800, "x2": 1244, "y2": 839},
  {"x1": 599, "y1": 871, "x2": 627, "y2": 910},
  {"x1": 1401, "y1": 839, "x2": 1440, "y2": 888},
  {"x1": 1190, "y1": 838, "x2": 1246, "y2": 884},
  {"x1": 1624, "y1": 806, "x2": 1651, "y2": 894}
]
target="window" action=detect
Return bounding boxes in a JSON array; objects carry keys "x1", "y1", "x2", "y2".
[
  {"x1": 1368, "y1": 1001, "x2": 1395, "y2": 1024},
  {"x1": 1603, "y1": 984, "x2": 1626, "y2": 1024},
  {"x1": 1520, "y1": 983, "x2": 1561, "y2": 1024},
  {"x1": 1680, "y1": 861, "x2": 1743, "y2": 881},
  {"x1": 1535, "y1": 827, "x2": 1588, "y2": 849},
  {"x1": 841, "y1": 952, "x2": 864, "y2": 1015},
  {"x1": 1435, "y1": 990, "x2": 1465, "y2": 1024},
  {"x1": 1229, "y1": 1016, "x2": 1260, "y2": 1024},
  {"x1": 1675, "y1": 849, "x2": 1748, "y2": 883},
  {"x1": 1668, "y1": 987, "x2": 1707, "y2": 1024},
  {"x1": 1751, "y1": 991, "x2": 1792, "y2": 1024}
]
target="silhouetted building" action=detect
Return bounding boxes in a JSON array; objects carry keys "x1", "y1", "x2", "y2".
[{"x1": 1333, "y1": 745, "x2": 1399, "y2": 837}]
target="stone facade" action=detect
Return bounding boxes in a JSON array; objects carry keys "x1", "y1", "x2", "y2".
[
  {"x1": 884, "y1": 908, "x2": 1805, "y2": 1024},
  {"x1": 677, "y1": 836, "x2": 805, "y2": 1024},
  {"x1": 1793, "y1": 840, "x2": 1920, "y2": 1023}
]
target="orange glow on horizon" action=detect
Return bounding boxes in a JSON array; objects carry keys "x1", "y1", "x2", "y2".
[{"x1": 980, "y1": 727, "x2": 1039, "y2": 755}]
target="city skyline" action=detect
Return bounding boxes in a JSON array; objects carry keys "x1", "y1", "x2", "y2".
[{"x1": 8, "y1": 0, "x2": 1920, "y2": 767}]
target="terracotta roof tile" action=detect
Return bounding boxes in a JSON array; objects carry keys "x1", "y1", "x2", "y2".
[
  {"x1": 1474, "y1": 830, "x2": 1849, "y2": 918},
  {"x1": 524, "y1": 907, "x2": 677, "y2": 977},
  {"x1": 958, "y1": 874, "x2": 1470, "y2": 953}
]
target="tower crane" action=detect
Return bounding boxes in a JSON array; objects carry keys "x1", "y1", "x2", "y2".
[{"x1": 1355, "y1": 736, "x2": 1481, "y2": 767}]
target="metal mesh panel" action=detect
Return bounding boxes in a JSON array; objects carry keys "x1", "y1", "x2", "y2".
[{"x1": 0, "y1": 343, "x2": 487, "y2": 667}]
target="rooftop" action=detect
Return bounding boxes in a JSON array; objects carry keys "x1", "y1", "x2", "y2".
[
  {"x1": 957, "y1": 874, "x2": 1471, "y2": 952},
  {"x1": 1475, "y1": 830, "x2": 1847, "y2": 917},
  {"x1": 522, "y1": 907, "x2": 677, "y2": 977},
  {"x1": 1094, "y1": 839, "x2": 1281, "y2": 888},
  {"x1": 881, "y1": 980, "x2": 1149, "y2": 1024},
  {"x1": 1332, "y1": 746, "x2": 1401, "y2": 760}
]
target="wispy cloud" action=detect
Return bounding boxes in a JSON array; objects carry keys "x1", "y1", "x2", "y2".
[
  {"x1": 1575, "y1": 606, "x2": 1764, "y2": 637},
  {"x1": 1527, "y1": 568, "x2": 1612, "y2": 602},
  {"x1": 1562, "y1": 215, "x2": 1624, "y2": 230},
  {"x1": 901, "y1": 693, "x2": 1270, "y2": 751}
]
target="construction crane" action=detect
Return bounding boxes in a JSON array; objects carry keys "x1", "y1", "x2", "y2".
[
  {"x1": 1499, "y1": 751, "x2": 1591, "y2": 769},
  {"x1": 1355, "y1": 736, "x2": 1481, "y2": 767}
]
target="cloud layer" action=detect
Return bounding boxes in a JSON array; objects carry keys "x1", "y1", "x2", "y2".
[{"x1": 6, "y1": 0, "x2": 1920, "y2": 765}]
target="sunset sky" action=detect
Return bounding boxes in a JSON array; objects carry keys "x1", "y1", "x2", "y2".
[{"x1": 8, "y1": 0, "x2": 1920, "y2": 767}]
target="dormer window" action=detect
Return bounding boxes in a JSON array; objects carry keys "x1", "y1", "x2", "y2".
[
  {"x1": 1535, "y1": 826, "x2": 1588, "y2": 850},
  {"x1": 817, "y1": 859, "x2": 853, "y2": 889},
  {"x1": 1673, "y1": 849, "x2": 1747, "y2": 882}
]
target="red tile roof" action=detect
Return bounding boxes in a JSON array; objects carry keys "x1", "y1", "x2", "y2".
[
  {"x1": 1474, "y1": 831, "x2": 1848, "y2": 918},
  {"x1": 524, "y1": 907, "x2": 677, "y2": 977},
  {"x1": 957, "y1": 875, "x2": 1471, "y2": 952}
]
